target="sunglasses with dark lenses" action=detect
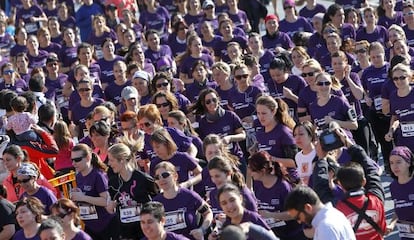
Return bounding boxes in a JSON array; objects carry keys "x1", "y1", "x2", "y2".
[
  {"x1": 392, "y1": 76, "x2": 407, "y2": 81},
  {"x1": 17, "y1": 178, "x2": 32, "y2": 183},
  {"x1": 56, "y1": 210, "x2": 71, "y2": 219},
  {"x1": 3, "y1": 70, "x2": 14, "y2": 75},
  {"x1": 234, "y1": 74, "x2": 249, "y2": 80},
  {"x1": 156, "y1": 102, "x2": 170, "y2": 108},
  {"x1": 156, "y1": 82, "x2": 169, "y2": 88},
  {"x1": 316, "y1": 81, "x2": 332, "y2": 86},
  {"x1": 78, "y1": 88, "x2": 91, "y2": 92},
  {"x1": 301, "y1": 72, "x2": 316, "y2": 78},
  {"x1": 71, "y1": 156, "x2": 84, "y2": 163},
  {"x1": 205, "y1": 98, "x2": 218, "y2": 105},
  {"x1": 355, "y1": 48, "x2": 367, "y2": 54},
  {"x1": 154, "y1": 172, "x2": 171, "y2": 180},
  {"x1": 140, "y1": 122, "x2": 152, "y2": 128}
]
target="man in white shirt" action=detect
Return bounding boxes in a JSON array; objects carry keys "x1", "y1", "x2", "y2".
[{"x1": 285, "y1": 185, "x2": 356, "y2": 240}]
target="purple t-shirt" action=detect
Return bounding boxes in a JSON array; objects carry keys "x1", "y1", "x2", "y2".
[
  {"x1": 389, "y1": 89, "x2": 414, "y2": 150},
  {"x1": 96, "y1": 55, "x2": 124, "y2": 84},
  {"x1": 72, "y1": 230, "x2": 92, "y2": 240},
  {"x1": 183, "y1": 80, "x2": 217, "y2": 103},
  {"x1": 216, "y1": 86, "x2": 234, "y2": 110},
  {"x1": 21, "y1": 186, "x2": 57, "y2": 215},
  {"x1": 228, "y1": 86, "x2": 262, "y2": 119},
  {"x1": 144, "y1": 45, "x2": 173, "y2": 64},
  {"x1": 259, "y1": 50, "x2": 275, "y2": 81},
  {"x1": 149, "y1": 151, "x2": 198, "y2": 183},
  {"x1": 335, "y1": 0, "x2": 365, "y2": 9},
  {"x1": 184, "y1": 13, "x2": 202, "y2": 27},
  {"x1": 320, "y1": 52, "x2": 356, "y2": 74},
  {"x1": 356, "y1": 26, "x2": 389, "y2": 46},
  {"x1": 180, "y1": 54, "x2": 214, "y2": 78},
  {"x1": 390, "y1": 177, "x2": 414, "y2": 240},
  {"x1": 403, "y1": 25, "x2": 414, "y2": 47},
  {"x1": 202, "y1": 35, "x2": 223, "y2": 50},
  {"x1": 228, "y1": 10, "x2": 249, "y2": 30},
  {"x1": 262, "y1": 31, "x2": 294, "y2": 54},
  {"x1": 307, "y1": 32, "x2": 327, "y2": 62},
  {"x1": 45, "y1": 73, "x2": 68, "y2": 102},
  {"x1": 10, "y1": 44, "x2": 27, "y2": 58},
  {"x1": 16, "y1": 5, "x2": 44, "y2": 35},
  {"x1": 340, "y1": 72, "x2": 363, "y2": 118},
  {"x1": 309, "y1": 95, "x2": 353, "y2": 128},
  {"x1": 142, "y1": 232, "x2": 190, "y2": 240},
  {"x1": 278, "y1": 17, "x2": 314, "y2": 38},
  {"x1": 105, "y1": 81, "x2": 131, "y2": 106},
  {"x1": 265, "y1": 74, "x2": 307, "y2": 119},
  {"x1": 299, "y1": 4, "x2": 326, "y2": 22},
  {"x1": 0, "y1": 78, "x2": 28, "y2": 94},
  {"x1": 340, "y1": 23, "x2": 356, "y2": 41},
  {"x1": 59, "y1": 16, "x2": 76, "y2": 31},
  {"x1": 213, "y1": 36, "x2": 247, "y2": 62},
  {"x1": 68, "y1": 84, "x2": 105, "y2": 111},
  {"x1": 223, "y1": 209, "x2": 270, "y2": 232},
  {"x1": 378, "y1": 11, "x2": 404, "y2": 29},
  {"x1": 27, "y1": 50, "x2": 49, "y2": 69},
  {"x1": 39, "y1": 42, "x2": 62, "y2": 55},
  {"x1": 75, "y1": 168, "x2": 114, "y2": 232},
  {"x1": 58, "y1": 45, "x2": 78, "y2": 68},
  {"x1": 209, "y1": 186, "x2": 258, "y2": 214},
  {"x1": 254, "y1": 178, "x2": 303, "y2": 238},
  {"x1": 153, "y1": 188, "x2": 204, "y2": 238},
  {"x1": 87, "y1": 30, "x2": 117, "y2": 60},
  {"x1": 167, "y1": 33, "x2": 187, "y2": 57},
  {"x1": 12, "y1": 229, "x2": 40, "y2": 240},
  {"x1": 360, "y1": 63, "x2": 390, "y2": 111},
  {"x1": 139, "y1": 6, "x2": 170, "y2": 38},
  {"x1": 71, "y1": 98, "x2": 105, "y2": 138}
]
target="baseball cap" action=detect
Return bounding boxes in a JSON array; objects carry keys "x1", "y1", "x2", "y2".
[
  {"x1": 121, "y1": 86, "x2": 139, "y2": 100},
  {"x1": 202, "y1": 0, "x2": 215, "y2": 9},
  {"x1": 132, "y1": 71, "x2": 150, "y2": 81}
]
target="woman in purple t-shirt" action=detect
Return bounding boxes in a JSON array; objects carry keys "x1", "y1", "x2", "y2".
[
  {"x1": 10, "y1": 27, "x2": 28, "y2": 61},
  {"x1": 153, "y1": 161, "x2": 213, "y2": 239},
  {"x1": 14, "y1": 197, "x2": 43, "y2": 240},
  {"x1": 184, "y1": 0, "x2": 202, "y2": 27},
  {"x1": 211, "y1": 61, "x2": 234, "y2": 110},
  {"x1": 249, "y1": 151, "x2": 307, "y2": 240},
  {"x1": 98, "y1": 38, "x2": 124, "y2": 89},
  {"x1": 152, "y1": 91, "x2": 180, "y2": 125},
  {"x1": 87, "y1": 15, "x2": 118, "y2": 60},
  {"x1": 70, "y1": 144, "x2": 117, "y2": 240},
  {"x1": 15, "y1": 0, "x2": 47, "y2": 35},
  {"x1": 387, "y1": 146, "x2": 414, "y2": 239},
  {"x1": 126, "y1": 43, "x2": 156, "y2": 78},
  {"x1": 58, "y1": 28, "x2": 78, "y2": 74},
  {"x1": 26, "y1": 35, "x2": 48, "y2": 70},
  {"x1": 0, "y1": 63, "x2": 28, "y2": 93},
  {"x1": 356, "y1": 7, "x2": 389, "y2": 46},
  {"x1": 227, "y1": 0, "x2": 251, "y2": 32},
  {"x1": 51, "y1": 198, "x2": 92, "y2": 240}
]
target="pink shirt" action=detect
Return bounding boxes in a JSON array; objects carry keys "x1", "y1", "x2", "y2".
[{"x1": 6, "y1": 112, "x2": 37, "y2": 135}]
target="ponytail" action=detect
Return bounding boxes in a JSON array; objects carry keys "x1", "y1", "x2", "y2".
[{"x1": 90, "y1": 152, "x2": 108, "y2": 172}]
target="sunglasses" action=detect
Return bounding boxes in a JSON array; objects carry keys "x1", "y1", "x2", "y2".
[
  {"x1": 355, "y1": 48, "x2": 367, "y2": 54},
  {"x1": 301, "y1": 71, "x2": 316, "y2": 78},
  {"x1": 234, "y1": 74, "x2": 249, "y2": 80},
  {"x1": 56, "y1": 210, "x2": 71, "y2": 219},
  {"x1": 71, "y1": 156, "x2": 84, "y2": 163},
  {"x1": 392, "y1": 76, "x2": 407, "y2": 81},
  {"x1": 17, "y1": 178, "x2": 32, "y2": 183},
  {"x1": 205, "y1": 98, "x2": 218, "y2": 105},
  {"x1": 156, "y1": 82, "x2": 169, "y2": 88},
  {"x1": 3, "y1": 70, "x2": 14, "y2": 75},
  {"x1": 78, "y1": 88, "x2": 91, "y2": 92},
  {"x1": 139, "y1": 122, "x2": 152, "y2": 128},
  {"x1": 154, "y1": 171, "x2": 171, "y2": 180},
  {"x1": 156, "y1": 102, "x2": 170, "y2": 108},
  {"x1": 403, "y1": 11, "x2": 414, "y2": 17},
  {"x1": 316, "y1": 81, "x2": 332, "y2": 86}
]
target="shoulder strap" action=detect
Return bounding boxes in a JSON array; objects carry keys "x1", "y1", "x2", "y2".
[{"x1": 342, "y1": 196, "x2": 384, "y2": 235}]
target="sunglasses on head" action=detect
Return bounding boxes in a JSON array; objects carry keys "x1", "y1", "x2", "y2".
[
  {"x1": 17, "y1": 178, "x2": 32, "y2": 183},
  {"x1": 316, "y1": 81, "x2": 331, "y2": 86},
  {"x1": 301, "y1": 71, "x2": 316, "y2": 78},
  {"x1": 355, "y1": 48, "x2": 367, "y2": 54},
  {"x1": 205, "y1": 98, "x2": 218, "y2": 105},
  {"x1": 154, "y1": 171, "x2": 171, "y2": 180},
  {"x1": 156, "y1": 102, "x2": 170, "y2": 108},
  {"x1": 392, "y1": 76, "x2": 407, "y2": 81},
  {"x1": 234, "y1": 74, "x2": 249, "y2": 80},
  {"x1": 71, "y1": 156, "x2": 84, "y2": 163},
  {"x1": 78, "y1": 88, "x2": 91, "y2": 92},
  {"x1": 156, "y1": 82, "x2": 169, "y2": 88}
]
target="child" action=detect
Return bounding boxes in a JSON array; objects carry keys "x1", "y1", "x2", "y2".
[
  {"x1": 6, "y1": 96, "x2": 39, "y2": 142},
  {"x1": 53, "y1": 120, "x2": 75, "y2": 175}
]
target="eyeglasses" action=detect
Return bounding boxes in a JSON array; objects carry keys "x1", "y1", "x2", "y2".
[
  {"x1": 156, "y1": 82, "x2": 169, "y2": 88},
  {"x1": 355, "y1": 48, "x2": 367, "y2": 54},
  {"x1": 71, "y1": 156, "x2": 84, "y2": 163},
  {"x1": 139, "y1": 122, "x2": 152, "y2": 128},
  {"x1": 17, "y1": 178, "x2": 32, "y2": 183},
  {"x1": 301, "y1": 71, "x2": 316, "y2": 78},
  {"x1": 78, "y1": 88, "x2": 91, "y2": 92},
  {"x1": 3, "y1": 70, "x2": 14, "y2": 75},
  {"x1": 205, "y1": 98, "x2": 218, "y2": 105},
  {"x1": 234, "y1": 74, "x2": 249, "y2": 80},
  {"x1": 403, "y1": 11, "x2": 414, "y2": 17},
  {"x1": 154, "y1": 171, "x2": 171, "y2": 180},
  {"x1": 316, "y1": 81, "x2": 331, "y2": 86},
  {"x1": 323, "y1": 29, "x2": 335, "y2": 34},
  {"x1": 156, "y1": 102, "x2": 170, "y2": 108},
  {"x1": 392, "y1": 76, "x2": 407, "y2": 81},
  {"x1": 56, "y1": 210, "x2": 71, "y2": 219}
]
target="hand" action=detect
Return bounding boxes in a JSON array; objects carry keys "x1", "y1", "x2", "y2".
[
  {"x1": 105, "y1": 200, "x2": 117, "y2": 214},
  {"x1": 70, "y1": 191, "x2": 85, "y2": 202},
  {"x1": 365, "y1": 97, "x2": 373, "y2": 107},
  {"x1": 190, "y1": 228, "x2": 205, "y2": 240},
  {"x1": 30, "y1": 16, "x2": 36, "y2": 22},
  {"x1": 344, "y1": 64, "x2": 351, "y2": 79},
  {"x1": 258, "y1": 210, "x2": 273, "y2": 219},
  {"x1": 242, "y1": 116, "x2": 253, "y2": 125},
  {"x1": 283, "y1": 86, "x2": 294, "y2": 100},
  {"x1": 222, "y1": 136, "x2": 232, "y2": 145},
  {"x1": 385, "y1": 224, "x2": 395, "y2": 235},
  {"x1": 31, "y1": 124, "x2": 44, "y2": 133},
  {"x1": 68, "y1": 121, "x2": 77, "y2": 138},
  {"x1": 324, "y1": 115, "x2": 333, "y2": 125},
  {"x1": 385, "y1": 131, "x2": 394, "y2": 142}
]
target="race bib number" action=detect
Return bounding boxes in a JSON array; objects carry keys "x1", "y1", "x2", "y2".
[
  {"x1": 265, "y1": 218, "x2": 286, "y2": 228},
  {"x1": 78, "y1": 202, "x2": 98, "y2": 220},
  {"x1": 120, "y1": 205, "x2": 141, "y2": 223},
  {"x1": 164, "y1": 209, "x2": 187, "y2": 231},
  {"x1": 374, "y1": 96, "x2": 382, "y2": 111},
  {"x1": 95, "y1": 48, "x2": 103, "y2": 60},
  {"x1": 401, "y1": 122, "x2": 414, "y2": 137},
  {"x1": 25, "y1": 23, "x2": 38, "y2": 33},
  {"x1": 397, "y1": 220, "x2": 414, "y2": 239}
]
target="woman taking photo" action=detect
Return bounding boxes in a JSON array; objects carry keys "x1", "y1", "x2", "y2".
[
  {"x1": 70, "y1": 143, "x2": 118, "y2": 240},
  {"x1": 387, "y1": 146, "x2": 414, "y2": 239},
  {"x1": 385, "y1": 63, "x2": 414, "y2": 151},
  {"x1": 107, "y1": 143, "x2": 159, "y2": 240},
  {"x1": 189, "y1": 88, "x2": 246, "y2": 173},
  {"x1": 14, "y1": 197, "x2": 44, "y2": 240},
  {"x1": 249, "y1": 151, "x2": 306, "y2": 240},
  {"x1": 255, "y1": 96, "x2": 298, "y2": 182},
  {"x1": 50, "y1": 198, "x2": 92, "y2": 240},
  {"x1": 153, "y1": 161, "x2": 213, "y2": 240},
  {"x1": 150, "y1": 128, "x2": 202, "y2": 189}
]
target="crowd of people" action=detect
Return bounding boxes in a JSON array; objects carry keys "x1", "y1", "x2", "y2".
[{"x1": 0, "y1": 0, "x2": 413, "y2": 239}]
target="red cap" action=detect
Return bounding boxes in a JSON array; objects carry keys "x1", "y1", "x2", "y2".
[{"x1": 265, "y1": 14, "x2": 278, "y2": 23}]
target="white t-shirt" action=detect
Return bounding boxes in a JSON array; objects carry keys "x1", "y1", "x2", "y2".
[{"x1": 295, "y1": 149, "x2": 316, "y2": 185}]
